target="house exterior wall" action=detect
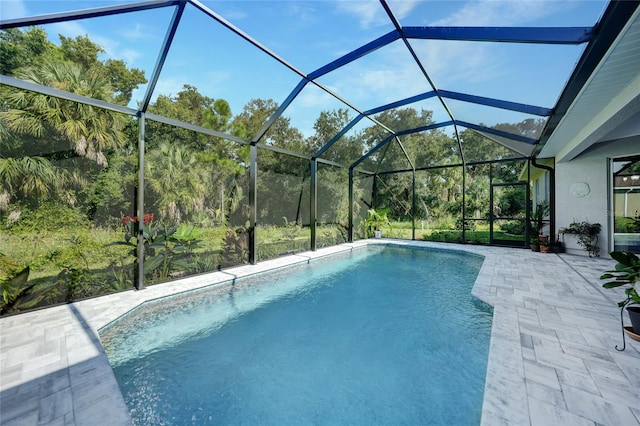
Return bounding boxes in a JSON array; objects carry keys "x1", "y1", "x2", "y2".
[{"x1": 554, "y1": 135, "x2": 640, "y2": 257}]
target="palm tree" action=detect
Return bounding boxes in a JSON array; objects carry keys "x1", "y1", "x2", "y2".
[
  {"x1": 0, "y1": 60, "x2": 128, "y2": 210},
  {"x1": 1, "y1": 60, "x2": 128, "y2": 166},
  {"x1": 145, "y1": 142, "x2": 208, "y2": 224}
]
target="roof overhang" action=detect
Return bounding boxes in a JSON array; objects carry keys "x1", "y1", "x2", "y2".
[{"x1": 537, "y1": 2, "x2": 640, "y2": 162}]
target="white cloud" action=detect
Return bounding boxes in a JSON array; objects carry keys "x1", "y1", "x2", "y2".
[
  {"x1": 430, "y1": 0, "x2": 569, "y2": 26},
  {"x1": 50, "y1": 21, "x2": 87, "y2": 39},
  {"x1": 119, "y1": 48, "x2": 141, "y2": 66},
  {"x1": 284, "y1": 1, "x2": 319, "y2": 21},
  {"x1": 121, "y1": 23, "x2": 146, "y2": 41},
  {"x1": 297, "y1": 84, "x2": 336, "y2": 108},
  {"x1": 49, "y1": 21, "x2": 145, "y2": 67},
  {"x1": 403, "y1": 0, "x2": 575, "y2": 93},
  {"x1": 336, "y1": 0, "x2": 420, "y2": 29},
  {"x1": 204, "y1": 70, "x2": 233, "y2": 91},
  {"x1": 386, "y1": 0, "x2": 421, "y2": 20},
  {"x1": 0, "y1": 0, "x2": 27, "y2": 20},
  {"x1": 336, "y1": 0, "x2": 384, "y2": 29},
  {"x1": 149, "y1": 77, "x2": 184, "y2": 100},
  {"x1": 411, "y1": 39, "x2": 506, "y2": 89},
  {"x1": 321, "y1": 52, "x2": 429, "y2": 113}
]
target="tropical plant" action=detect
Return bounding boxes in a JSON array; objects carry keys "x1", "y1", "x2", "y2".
[
  {"x1": 2, "y1": 61, "x2": 128, "y2": 165},
  {"x1": 539, "y1": 237, "x2": 551, "y2": 253},
  {"x1": 530, "y1": 200, "x2": 550, "y2": 237},
  {"x1": 55, "y1": 235, "x2": 91, "y2": 302},
  {"x1": 108, "y1": 259, "x2": 133, "y2": 291},
  {"x1": 221, "y1": 227, "x2": 249, "y2": 267},
  {"x1": 0, "y1": 60, "x2": 130, "y2": 214},
  {"x1": 0, "y1": 253, "x2": 50, "y2": 314},
  {"x1": 561, "y1": 221, "x2": 602, "y2": 257},
  {"x1": 625, "y1": 210, "x2": 640, "y2": 233},
  {"x1": 600, "y1": 251, "x2": 640, "y2": 350},
  {"x1": 1, "y1": 255, "x2": 31, "y2": 314},
  {"x1": 107, "y1": 214, "x2": 203, "y2": 282},
  {"x1": 362, "y1": 208, "x2": 392, "y2": 238},
  {"x1": 142, "y1": 223, "x2": 200, "y2": 281},
  {"x1": 601, "y1": 251, "x2": 640, "y2": 309},
  {"x1": 145, "y1": 142, "x2": 207, "y2": 224}
]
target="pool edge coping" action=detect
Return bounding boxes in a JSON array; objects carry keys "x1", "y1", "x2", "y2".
[{"x1": 2, "y1": 240, "x2": 639, "y2": 425}]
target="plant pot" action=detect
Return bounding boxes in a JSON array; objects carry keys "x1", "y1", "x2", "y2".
[
  {"x1": 628, "y1": 306, "x2": 640, "y2": 333},
  {"x1": 374, "y1": 230, "x2": 382, "y2": 239},
  {"x1": 551, "y1": 241, "x2": 564, "y2": 253},
  {"x1": 539, "y1": 235, "x2": 549, "y2": 243},
  {"x1": 540, "y1": 245, "x2": 550, "y2": 253},
  {"x1": 530, "y1": 244, "x2": 540, "y2": 252}
]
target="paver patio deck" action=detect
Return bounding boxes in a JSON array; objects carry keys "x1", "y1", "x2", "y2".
[{"x1": 1, "y1": 241, "x2": 639, "y2": 425}]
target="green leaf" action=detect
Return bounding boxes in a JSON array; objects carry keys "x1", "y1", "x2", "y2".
[
  {"x1": 1, "y1": 266, "x2": 31, "y2": 305},
  {"x1": 172, "y1": 224, "x2": 202, "y2": 241},
  {"x1": 603, "y1": 281, "x2": 627, "y2": 289},
  {"x1": 610, "y1": 251, "x2": 631, "y2": 265},
  {"x1": 172, "y1": 259, "x2": 190, "y2": 269},
  {"x1": 104, "y1": 241, "x2": 136, "y2": 248},
  {"x1": 143, "y1": 255, "x2": 164, "y2": 274}
]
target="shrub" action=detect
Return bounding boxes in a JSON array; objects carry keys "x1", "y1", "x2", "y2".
[
  {"x1": 7, "y1": 203, "x2": 89, "y2": 233},
  {"x1": 424, "y1": 230, "x2": 463, "y2": 243},
  {"x1": 501, "y1": 221, "x2": 526, "y2": 235},
  {"x1": 455, "y1": 218, "x2": 476, "y2": 231},
  {"x1": 429, "y1": 216, "x2": 455, "y2": 230}
]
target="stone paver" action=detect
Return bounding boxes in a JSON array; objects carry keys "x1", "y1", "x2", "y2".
[{"x1": 1, "y1": 241, "x2": 638, "y2": 425}]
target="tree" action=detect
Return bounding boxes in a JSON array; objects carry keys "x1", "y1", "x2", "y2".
[
  {"x1": 459, "y1": 128, "x2": 515, "y2": 164},
  {"x1": 202, "y1": 98, "x2": 233, "y2": 133},
  {"x1": 494, "y1": 118, "x2": 545, "y2": 139},
  {"x1": 58, "y1": 34, "x2": 104, "y2": 70},
  {"x1": 307, "y1": 109, "x2": 362, "y2": 165},
  {"x1": 56, "y1": 34, "x2": 147, "y2": 105},
  {"x1": 144, "y1": 86, "x2": 255, "y2": 227},
  {"x1": 147, "y1": 85, "x2": 241, "y2": 152},
  {"x1": 358, "y1": 108, "x2": 459, "y2": 220},
  {"x1": 0, "y1": 28, "x2": 52, "y2": 75},
  {"x1": 145, "y1": 143, "x2": 207, "y2": 224},
  {"x1": 0, "y1": 156, "x2": 68, "y2": 203},
  {"x1": 2, "y1": 61, "x2": 128, "y2": 166},
  {"x1": 103, "y1": 59, "x2": 147, "y2": 105},
  {"x1": 0, "y1": 29, "x2": 147, "y2": 216}
]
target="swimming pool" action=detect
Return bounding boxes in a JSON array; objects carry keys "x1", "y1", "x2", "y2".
[{"x1": 101, "y1": 245, "x2": 493, "y2": 425}]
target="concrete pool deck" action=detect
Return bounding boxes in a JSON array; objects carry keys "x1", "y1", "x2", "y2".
[{"x1": 1, "y1": 241, "x2": 639, "y2": 425}]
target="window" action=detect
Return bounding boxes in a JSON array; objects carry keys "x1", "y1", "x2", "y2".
[{"x1": 612, "y1": 156, "x2": 640, "y2": 253}]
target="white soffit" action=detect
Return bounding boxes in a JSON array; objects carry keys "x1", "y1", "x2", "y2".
[{"x1": 539, "y1": 8, "x2": 640, "y2": 162}]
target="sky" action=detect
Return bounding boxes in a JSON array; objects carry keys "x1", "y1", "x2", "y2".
[{"x1": 1, "y1": 0, "x2": 610, "y2": 138}]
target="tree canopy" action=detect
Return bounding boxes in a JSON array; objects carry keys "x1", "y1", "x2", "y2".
[{"x1": 1, "y1": 26, "x2": 536, "y2": 227}]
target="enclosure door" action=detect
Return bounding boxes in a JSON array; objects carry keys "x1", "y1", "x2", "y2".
[
  {"x1": 490, "y1": 182, "x2": 528, "y2": 247},
  {"x1": 612, "y1": 157, "x2": 640, "y2": 253}
]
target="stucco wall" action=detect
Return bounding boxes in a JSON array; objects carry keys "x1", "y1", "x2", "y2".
[{"x1": 554, "y1": 135, "x2": 640, "y2": 257}]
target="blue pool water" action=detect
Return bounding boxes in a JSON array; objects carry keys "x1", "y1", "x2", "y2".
[{"x1": 101, "y1": 245, "x2": 493, "y2": 425}]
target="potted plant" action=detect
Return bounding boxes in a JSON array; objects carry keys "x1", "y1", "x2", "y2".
[
  {"x1": 530, "y1": 236, "x2": 540, "y2": 252},
  {"x1": 363, "y1": 208, "x2": 391, "y2": 239},
  {"x1": 600, "y1": 251, "x2": 640, "y2": 349},
  {"x1": 559, "y1": 221, "x2": 601, "y2": 257},
  {"x1": 529, "y1": 200, "x2": 549, "y2": 250},
  {"x1": 539, "y1": 238, "x2": 550, "y2": 253}
]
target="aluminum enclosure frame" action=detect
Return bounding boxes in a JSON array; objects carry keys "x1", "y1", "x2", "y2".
[{"x1": 1, "y1": 0, "x2": 637, "y2": 289}]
